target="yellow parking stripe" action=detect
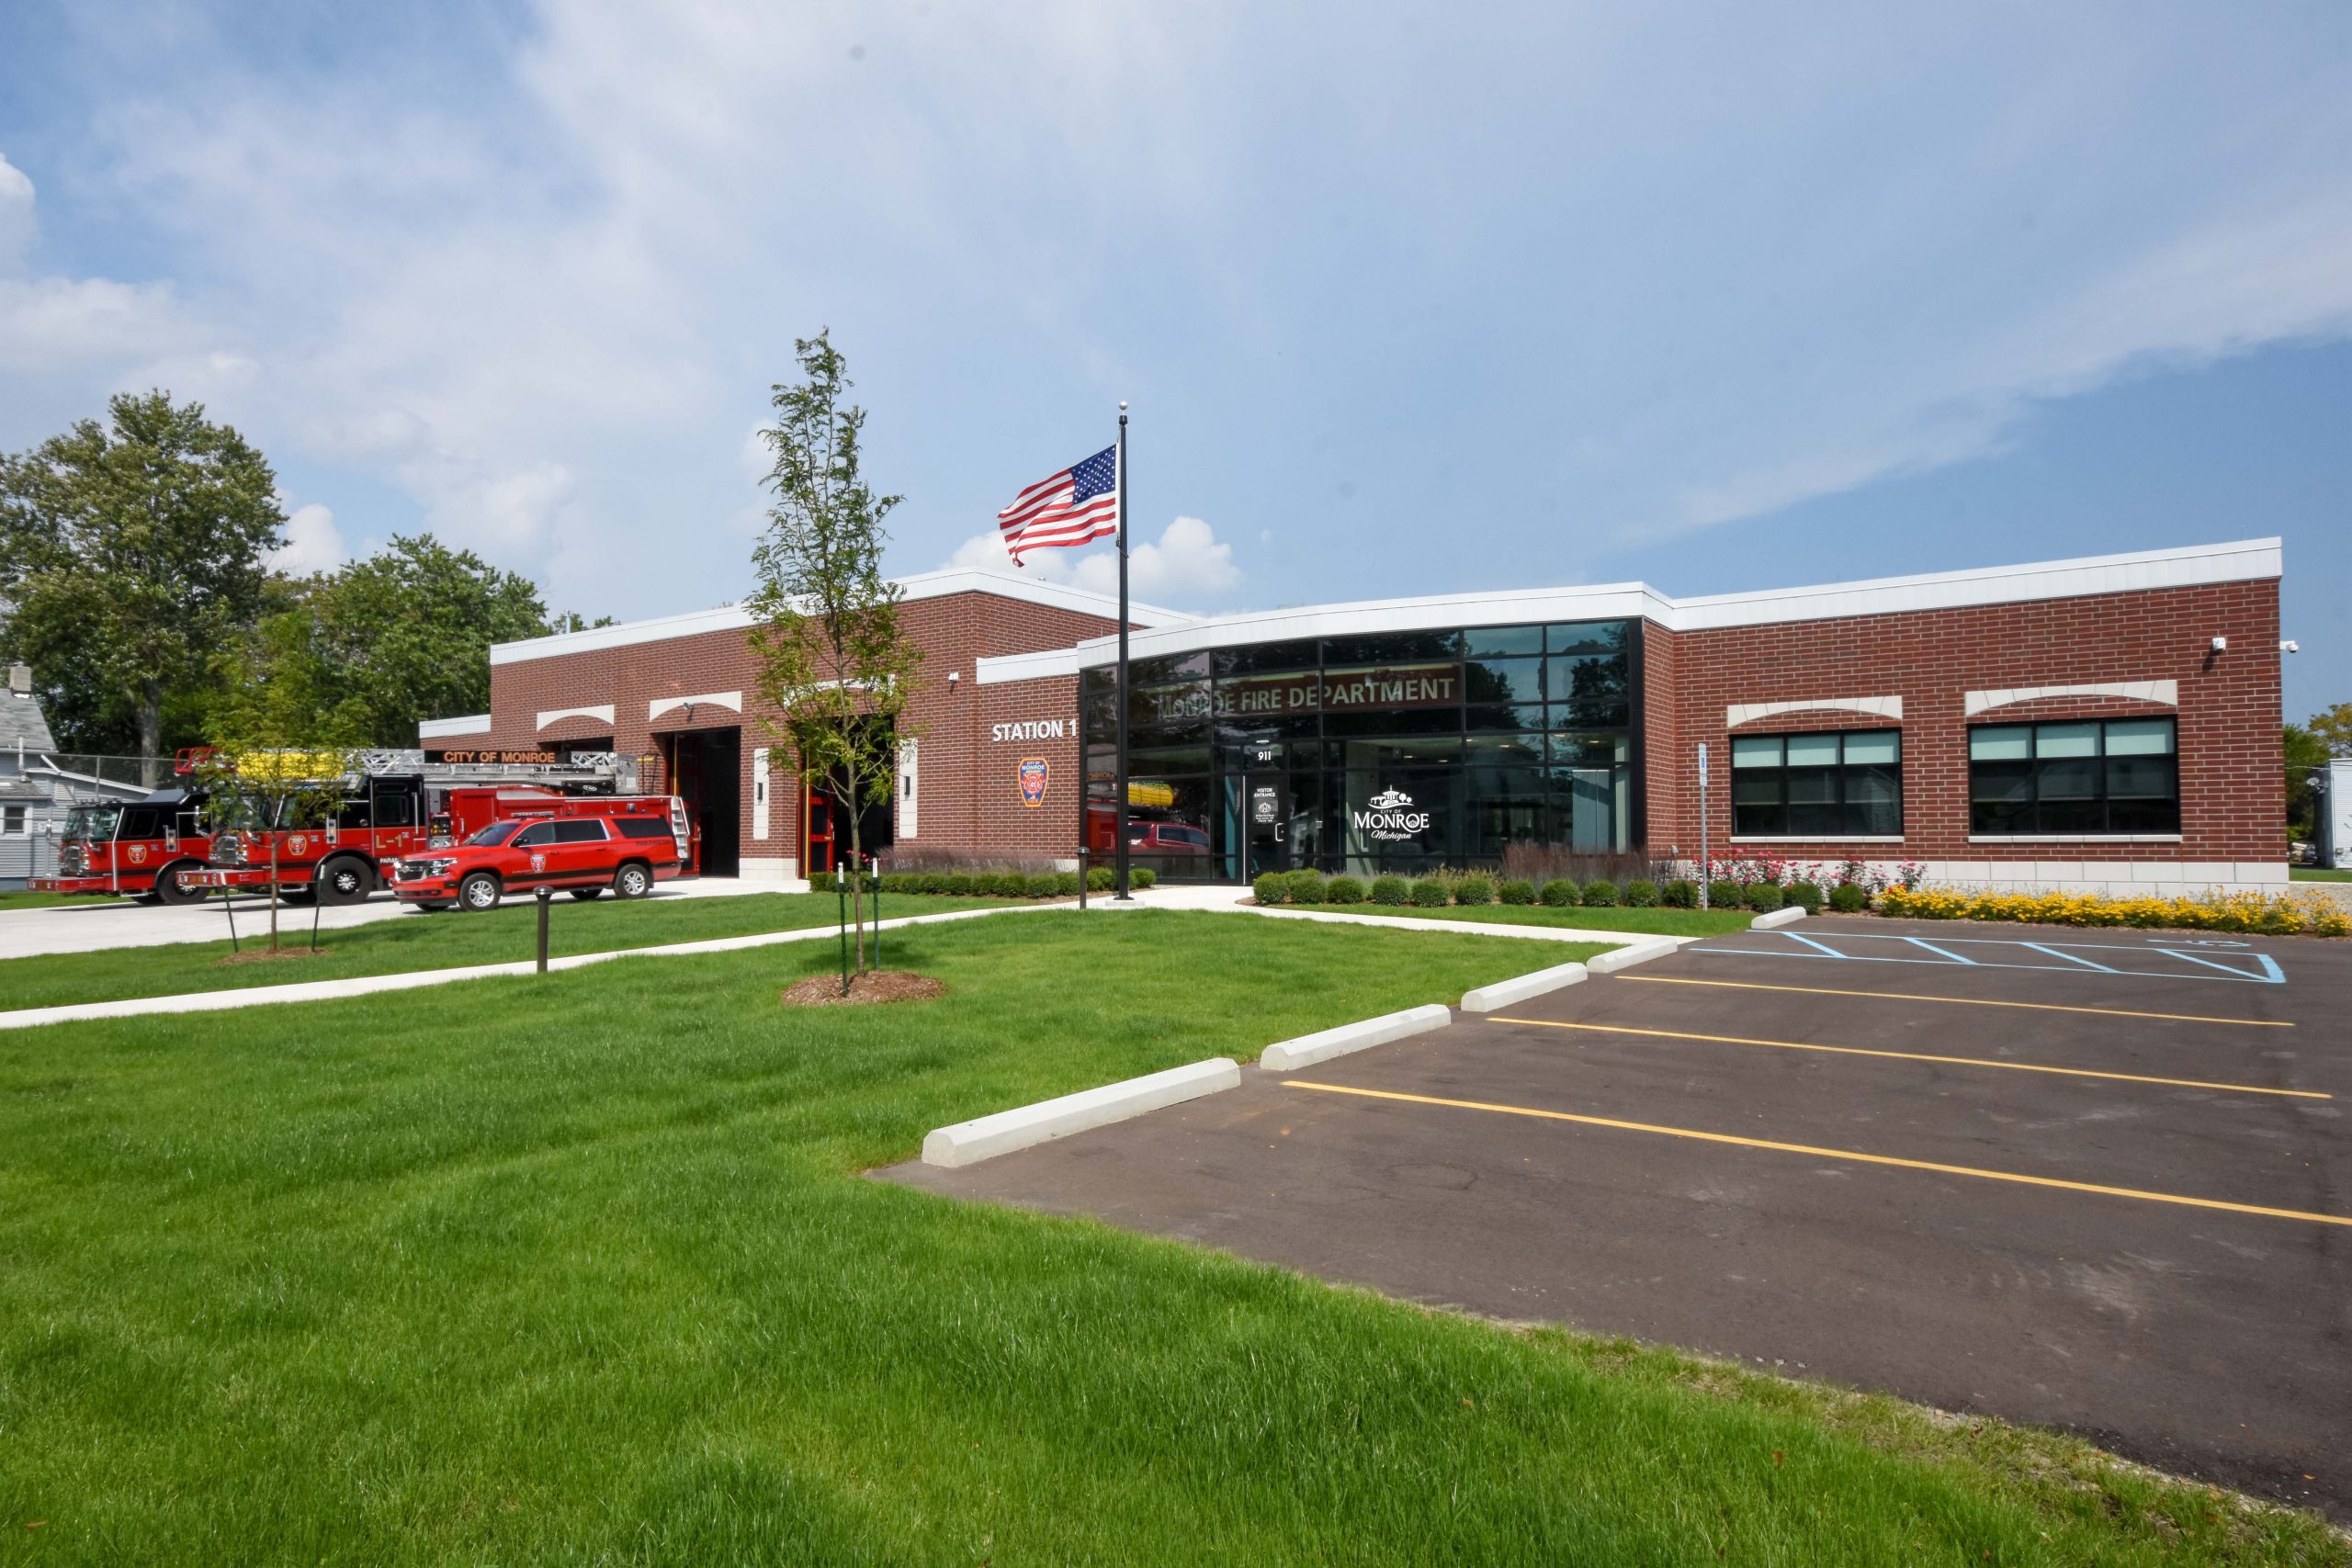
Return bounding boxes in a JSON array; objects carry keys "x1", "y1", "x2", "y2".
[
  {"x1": 1619, "y1": 975, "x2": 2290, "y2": 1028},
  {"x1": 1280, "y1": 1081, "x2": 2352, "y2": 1228},
  {"x1": 1487, "y1": 1017, "x2": 2326, "y2": 1100}
]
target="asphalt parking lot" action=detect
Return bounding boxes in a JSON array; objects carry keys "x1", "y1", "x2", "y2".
[{"x1": 893, "y1": 916, "x2": 2352, "y2": 1518}]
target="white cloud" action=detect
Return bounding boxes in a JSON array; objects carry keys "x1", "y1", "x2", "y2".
[
  {"x1": 0, "y1": 152, "x2": 34, "y2": 269},
  {"x1": 271, "y1": 502, "x2": 346, "y2": 574},
  {"x1": 944, "y1": 514, "x2": 1241, "y2": 608}
]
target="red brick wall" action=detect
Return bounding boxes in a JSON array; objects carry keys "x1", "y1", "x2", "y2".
[
  {"x1": 1643, "y1": 579, "x2": 2282, "y2": 870},
  {"x1": 479, "y1": 591, "x2": 1119, "y2": 873}
]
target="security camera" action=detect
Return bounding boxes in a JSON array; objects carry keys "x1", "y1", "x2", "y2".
[
  {"x1": 2209, "y1": 636, "x2": 2227, "y2": 652},
  {"x1": 2282, "y1": 639, "x2": 2301, "y2": 654},
  {"x1": 947, "y1": 671, "x2": 960, "y2": 682}
]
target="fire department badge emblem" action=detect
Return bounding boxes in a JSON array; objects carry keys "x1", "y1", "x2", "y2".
[
  {"x1": 530, "y1": 852, "x2": 548, "y2": 874},
  {"x1": 1018, "y1": 757, "x2": 1048, "y2": 807},
  {"x1": 129, "y1": 843, "x2": 147, "y2": 864},
  {"x1": 289, "y1": 834, "x2": 308, "y2": 853}
]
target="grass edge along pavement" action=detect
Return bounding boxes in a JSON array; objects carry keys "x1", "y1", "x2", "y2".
[
  {"x1": 0, "y1": 889, "x2": 1035, "y2": 1013},
  {"x1": 3, "y1": 913, "x2": 2344, "y2": 1563},
  {"x1": 1259, "y1": 899, "x2": 1751, "y2": 936}
]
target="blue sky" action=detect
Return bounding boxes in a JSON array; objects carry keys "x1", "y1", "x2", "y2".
[{"x1": 2, "y1": 1, "x2": 2346, "y2": 718}]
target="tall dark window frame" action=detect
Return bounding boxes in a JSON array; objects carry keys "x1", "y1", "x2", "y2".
[
  {"x1": 1968, "y1": 717, "x2": 2178, "y2": 836},
  {"x1": 1730, "y1": 728, "x2": 1903, "y2": 838}
]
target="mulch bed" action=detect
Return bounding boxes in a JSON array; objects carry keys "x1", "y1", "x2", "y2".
[
  {"x1": 213, "y1": 945, "x2": 334, "y2": 967},
  {"x1": 780, "y1": 970, "x2": 946, "y2": 1007}
]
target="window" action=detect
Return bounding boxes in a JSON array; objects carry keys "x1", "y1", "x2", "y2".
[
  {"x1": 616, "y1": 818, "x2": 673, "y2": 840},
  {"x1": 552, "y1": 819, "x2": 607, "y2": 844},
  {"x1": 513, "y1": 821, "x2": 558, "y2": 847},
  {"x1": 1970, "y1": 718, "x2": 2177, "y2": 835},
  {"x1": 1732, "y1": 728, "x2": 1902, "y2": 837},
  {"x1": 2, "y1": 805, "x2": 23, "y2": 835}
]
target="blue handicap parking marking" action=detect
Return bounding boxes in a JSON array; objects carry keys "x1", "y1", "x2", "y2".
[{"x1": 1697, "y1": 930, "x2": 2286, "y2": 985}]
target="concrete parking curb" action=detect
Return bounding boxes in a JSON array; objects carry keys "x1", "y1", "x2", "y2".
[
  {"x1": 1587, "y1": 938, "x2": 1682, "y2": 974},
  {"x1": 1260, "y1": 1003, "x2": 1453, "y2": 1072},
  {"x1": 921, "y1": 1057, "x2": 1241, "y2": 1168},
  {"x1": 1460, "y1": 961, "x2": 1587, "y2": 1013},
  {"x1": 1752, "y1": 906, "x2": 1808, "y2": 929}
]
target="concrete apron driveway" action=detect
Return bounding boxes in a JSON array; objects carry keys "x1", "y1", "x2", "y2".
[{"x1": 892, "y1": 916, "x2": 2352, "y2": 1520}]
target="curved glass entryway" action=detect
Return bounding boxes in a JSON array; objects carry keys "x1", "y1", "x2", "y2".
[{"x1": 1080, "y1": 620, "x2": 1637, "y2": 881}]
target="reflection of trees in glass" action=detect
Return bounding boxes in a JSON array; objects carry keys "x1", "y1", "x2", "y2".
[{"x1": 1559, "y1": 625, "x2": 1630, "y2": 726}]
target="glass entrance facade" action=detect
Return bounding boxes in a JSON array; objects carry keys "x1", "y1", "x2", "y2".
[{"x1": 1080, "y1": 620, "x2": 1637, "y2": 880}]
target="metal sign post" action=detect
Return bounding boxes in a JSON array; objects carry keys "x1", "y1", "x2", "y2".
[{"x1": 1697, "y1": 741, "x2": 1711, "y2": 909}]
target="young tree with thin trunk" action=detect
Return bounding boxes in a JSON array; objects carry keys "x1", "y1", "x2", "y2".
[
  {"x1": 195, "y1": 610, "x2": 367, "y2": 953},
  {"x1": 0, "y1": 391, "x2": 285, "y2": 779},
  {"x1": 747, "y1": 331, "x2": 922, "y2": 980}
]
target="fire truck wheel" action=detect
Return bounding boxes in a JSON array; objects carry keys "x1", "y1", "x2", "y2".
[
  {"x1": 458, "y1": 872, "x2": 503, "y2": 912},
  {"x1": 153, "y1": 862, "x2": 208, "y2": 906},
  {"x1": 316, "y1": 857, "x2": 374, "y2": 907},
  {"x1": 568, "y1": 887, "x2": 605, "y2": 900},
  {"x1": 613, "y1": 862, "x2": 653, "y2": 899}
]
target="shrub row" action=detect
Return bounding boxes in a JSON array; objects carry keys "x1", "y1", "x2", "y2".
[
  {"x1": 1249, "y1": 871, "x2": 1810, "y2": 913},
  {"x1": 1877, "y1": 886, "x2": 2349, "y2": 936},
  {"x1": 871, "y1": 867, "x2": 1154, "y2": 898}
]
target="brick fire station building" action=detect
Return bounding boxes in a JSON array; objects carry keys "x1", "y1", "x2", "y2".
[{"x1": 419, "y1": 538, "x2": 2287, "y2": 895}]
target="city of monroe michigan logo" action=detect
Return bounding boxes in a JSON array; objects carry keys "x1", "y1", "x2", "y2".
[
  {"x1": 1019, "y1": 757, "x2": 1049, "y2": 807},
  {"x1": 1354, "y1": 787, "x2": 1430, "y2": 841}
]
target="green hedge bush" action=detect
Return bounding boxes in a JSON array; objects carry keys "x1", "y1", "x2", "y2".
[
  {"x1": 1539, "y1": 878, "x2": 1580, "y2": 907},
  {"x1": 1743, "y1": 882, "x2": 1785, "y2": 912},
  {"x1": 1087, "y1": 866, "x2": 1114, "y2": 892},
  {"x1": 1286, "y1": 869, "x2": 1328, "y2": 904},
  {"x1": 1706, "y1": 879, "x2": 1742, "y2": 910},
  {"x1": 1498, "y1": 877, "x2": 1537, "y2": 905},
  {"x1": 1785, "y1": 879, "x2": 1824, "y2": 913},
  {"x1": 1659, "y1": 878, "x2": 1696, "y2": 908},
  {"x1": 1829, "y1": 882, "x2": 1870, "y2": 913},
  {"x1": 1624, "y1": 879, "x2": 1658, "y2": 908},
  {"x1": 1582, "y1": 879, "x2": 1619, "y2": 908},
  {"x1": 1370, "y1": 874, "x2": 1410, "y2": 906},
  {"x1": 1252, "y1": 872, "x2": 1287, "y2": 906},
  {"x1": 1410, "y1": 876, "x2": 1453, "y2": 907},
  {"x1": 1053, "y1": 872, "x2": 1081, "y2": 896},
  {"x1": 1132, "y1": 869, "x2": 1158, "y2": 890},
  {"x1": 1453, "y1": 874, "x2": 1495, "y2": 906},
  {"x1": 1325, "y1": 874, "x2": 1366, "y2": 904}
]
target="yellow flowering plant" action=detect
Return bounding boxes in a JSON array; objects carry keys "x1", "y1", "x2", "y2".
[{"x1": 1875, "y1": 885, "x2": 2349, "y2": 938}]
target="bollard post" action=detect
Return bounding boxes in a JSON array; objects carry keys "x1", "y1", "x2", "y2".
[
  {"x1": 1077, "y1": 846, "x2": 1090, "y2": 910},
  {"x1": 536, "y1": 885, "x2": 551, "y2": 974}
]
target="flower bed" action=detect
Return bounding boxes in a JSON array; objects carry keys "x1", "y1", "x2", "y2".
[{"x1": 1875, "y1": 885, "x2": 2349, "y2": 937}]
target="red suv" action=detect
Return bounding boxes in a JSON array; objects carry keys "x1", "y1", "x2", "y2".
[{"x1": 389, "y1": 813, "x2": 684, "y2": 911}]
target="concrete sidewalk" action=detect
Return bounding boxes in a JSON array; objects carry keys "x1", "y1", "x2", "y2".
[
  {"x1": 1082, "y1": 880, "x2": 1700, "y2": 948},
  {"x1": 0, "y1": 901, "x2": 1051, "y2": 1031}
]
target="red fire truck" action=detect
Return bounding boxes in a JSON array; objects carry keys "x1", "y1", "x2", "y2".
[
  {"x1": 30, "y1": 786, "x2": 216, "y2": 904},
  {"x1": 187, "y1": 750, "x2": 685, "y2": 905}
]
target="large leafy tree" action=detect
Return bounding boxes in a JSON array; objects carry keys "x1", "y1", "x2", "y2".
[
  {"x1": 747, "y1": 330, "x2": 922, "y2": 980},
  {"x1": 2310, "y1": 702, "x2": 2352, "y2": 759},
  {"x1": 289, "y1": 534, "x2": 551, "y2": 745},
  {"x1": 0, "y1": 391, "x2": 285, "y2": 777},
  {"x1": 2285, "y1": 722, "x2": 2329, "y2": 842}
]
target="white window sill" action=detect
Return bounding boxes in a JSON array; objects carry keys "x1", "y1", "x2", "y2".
[
  {"x1": 1729, "y1": 835, "x2": 1905, "y2": 844},
  {"x1": 1966, "y1": 834, "x2": 2183, "y2": 844}
]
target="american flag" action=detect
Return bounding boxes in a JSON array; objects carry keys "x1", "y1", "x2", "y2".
[{"x1": 996, "y1": 445, "x2": 1118, "y2": 564}]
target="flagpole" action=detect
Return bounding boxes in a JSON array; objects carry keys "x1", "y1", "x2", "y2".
[{"x1": 1113, "y1": 400, "x2": 1133, "y2": 901}]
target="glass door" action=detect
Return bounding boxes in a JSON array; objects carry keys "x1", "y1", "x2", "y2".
[{"x1": 1244, "y1": 773, "x2": 1289, "y2": 880}]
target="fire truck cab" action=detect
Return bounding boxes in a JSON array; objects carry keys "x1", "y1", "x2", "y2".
[{"x1": 30, "y1": 788, "x2": 214, "y2": 904}]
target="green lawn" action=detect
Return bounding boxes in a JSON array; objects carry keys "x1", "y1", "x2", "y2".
[
  {"x1": 0, "y1": 890, "x2": 84, "y2": 911},
  {"x1": 0, "y1": 912, "x2": 2333, "y2": 1564},
  {"x1": 1272, "y1": 899, "x2": 1755, "y2": 935},
  {"x1": 2290, "y1": 866, "x2": 2351, "y2": 883},
  {"x1": 0, "y1": 890, "x2": 1027, "y2": 1013}
]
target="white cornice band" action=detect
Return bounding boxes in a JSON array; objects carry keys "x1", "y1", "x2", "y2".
[
  {"x1": 418, "y1": 713, "x2": 492, "y2": 739},
  {"x1": 536, "y1": 705, "x2": 616, "y2": 731},
  {"x1": 649, "y1": 691, "x2": 743, "y2": 721},
  {"x1": 1727, "y1": 696, "x2": 1903, "y2": 728},
  {"x1": 491, "y1": 569, "x2": 1192, "y2": 667},
  {"x1": 1964, "y1": 681, "x2": 2178, "y2": 717}
]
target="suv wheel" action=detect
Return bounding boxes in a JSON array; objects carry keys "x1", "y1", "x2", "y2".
[
  {"x1": 569, "y1": 887, "x2": 605, "y2": 900},
  {"x1": 459, "y1": 872, "x2": 503, "y2": 912},
  {"x1": 612, "y1": 862, "x2": 652, "y2": 900},
  {"x1": 316, "y1": 858, "x2": 372, "y2": 907}
]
